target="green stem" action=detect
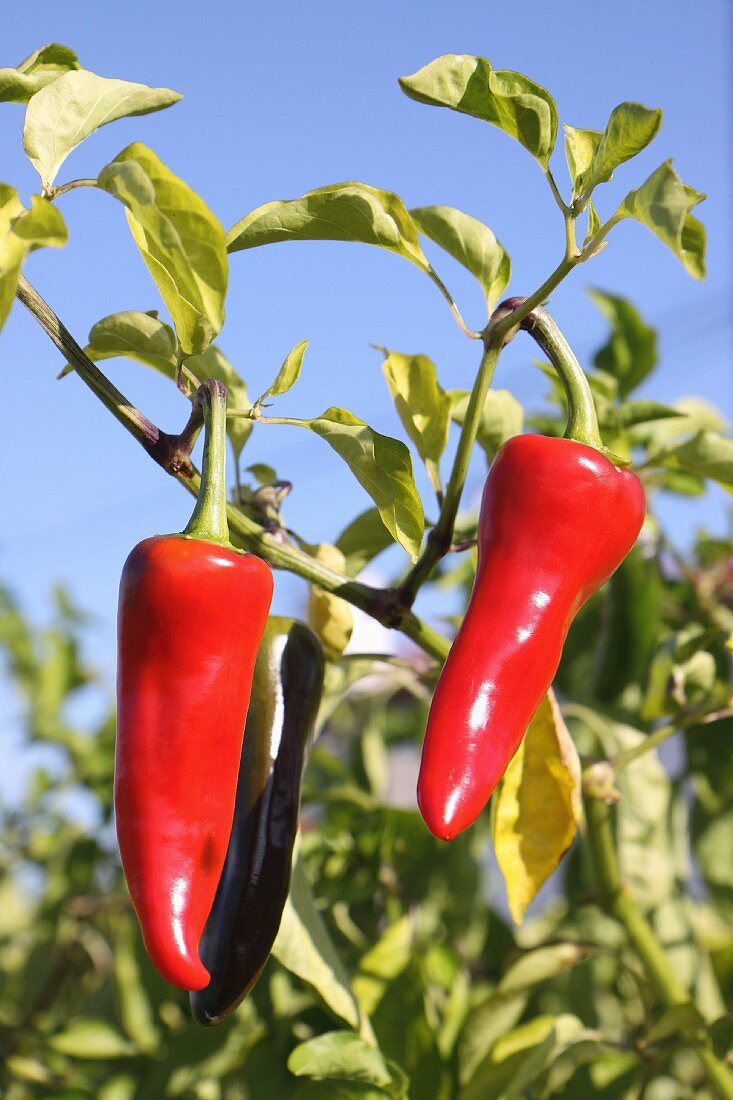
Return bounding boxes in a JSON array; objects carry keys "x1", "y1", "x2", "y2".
[
  {"x1": 584, "y1": 791, "x2": 733, "y2": 1099},
  {"x1": 612, "y1": 706, "x2": 733, "y2": 774},
  {"x1": 580, "y1": 212, "x2": 623, "y2": 259},
  {"x1": 489, "y1": 254, "x2": 580, "y2": 344},
  {"x1": 398, "y1": 339, "x2": 500, "y2": 605},
  {"x1": 426, "y1": 264, "x2": 482, "y2": 338},
  {"x1": 545, "y1": 168, "x2": 571, "y2": 214},
  {"x1": 49, "y1": 178, "x2": 98, "y2": 200},
  {"x1": 15, "y1": 275, "x2": 450, "y2": 663},
  {"x1": 182, "y1": 381, "x2": 230, "y2": 544},
  {"x1": 518, "y1": 304, "x2": 602, "y2": 448}
]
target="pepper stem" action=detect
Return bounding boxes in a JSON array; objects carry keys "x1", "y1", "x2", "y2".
[
  {"x1": 183, "y1": 380, "x2": 231, "y2": 545},
  {"x1": 494, "y1": 298, "x2": 603, "y2": 450}
]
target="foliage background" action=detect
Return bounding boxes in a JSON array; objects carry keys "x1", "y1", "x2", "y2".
[{"x1": 1, "y1": 3, "x2": 732, "y2": 1098}]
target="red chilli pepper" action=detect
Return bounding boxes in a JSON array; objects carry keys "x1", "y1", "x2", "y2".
[
  {"x1": 418, "y1": 306, "x2": 646, "y2": 842},
  {"x1": 115, "y1": 381, "x2": 273, "y2": 990}
]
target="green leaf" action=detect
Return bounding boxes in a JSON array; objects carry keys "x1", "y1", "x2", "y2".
[
  {"x1": 273, "y1": 856, "x2": 362, "y2": 1032},
  {"x1": 258, "y1": 338, "x2": 309, "y2": 404},
  {"x1": 450, "y1": 387, "x2": 523, "y2": 459},
  {"x1": 497, "y1": 944, "x2": 588, "y2": 997},
  {"x1": 410, "y1": 205, "x2": 510, "y2": 311},
  {"x1": 295, "y1": 1084, "x2": 392, "y2": 1100},
  {"x1": 0, "y1": 43, "x2": 79, "y2": 104},
  {"x1": 380, "y1": 349, "x2": 451, "y2": 491},
  {"x1": 493, "y1": 690, "x2": 582, "y2": 924},
  {"x1": 24, "y1": 70, "x2": 181, "y2": 188},
  {"x1": 99, "y1": 143, "x2": 228, "y2": 355},
  {"x1": 458, "y1": 997, "x2": 527, "y2": 1087},
  {"x1": 288, "y1": 1032, "x2": 393, "y2": 1088},
  {"x1": 615, "y1": 400, "x2": 682, "y2": 429},
  {"x1": 49, "y1": 1018, "x2": 135, "y2": 1059},
  {"x1": 353, "y1": 916, "x2": 413, "y2": 1017},
  {"x1": 586, "y1": 102, "x2": 662, "y2": 193},
  {"x1": 184, "y1": 345, "x2": 253, "y2": 460},
  {"x1": 617, "y1": 160, "x2": 706, "y2": 279},
  {"x1": 585, "y1": 198, "x2": 602, "y2": 244},
  {"x1": 461, "y1": 1014, "x2": 587, "y2": 1100},
  {"x1": 307, "y1": 407, "x2": 425, "y2": 560},
  {"x1": 563, "y1": 126, "x2": 602, "y2": 196},
  {"x1": 589, "y1": 289, "x2": 658, "y2": 397},
  {"x1": 227, "y1": 182, "x2": 430, "y2": 275},
  {"x1": 69, "y1": 309, "x2": 179, "y2": 378},
  {"x1": 660, "y1": 431, "x2": 733, "y2": 492},
  {"x1": 599, "y1": 723, "x2": 674, "y2": 909},
  {"x1": 399, "y1": 54, "x2": 557, "y2": 167},
  {"x1": 0, "y1": 186, "x2": 67, "y2": 331},
  {"x1": 112, "y1": 918, "x2": 160, "y2": 1053},
  {"x1": 638, "y1": 396, "x2": 726, "y2": 452},
  {"x1": 336, "y1": 508, "x2": 395, "y2": 577}
]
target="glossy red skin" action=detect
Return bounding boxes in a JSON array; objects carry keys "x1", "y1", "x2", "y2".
[
  {"x1": 115, "y1": 535, "x2": 273, "y2": 990},
  {"x1": 418, "y1": 435, "x2": 646, "y2": 841}
]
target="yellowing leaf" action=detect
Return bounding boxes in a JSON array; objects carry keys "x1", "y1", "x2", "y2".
[
  {"x1": 307, "y1": 543, "x2": 354, "y2": 660},
  {"x1": 493, "y1": 690, "x2": 581, "y2": 924}
]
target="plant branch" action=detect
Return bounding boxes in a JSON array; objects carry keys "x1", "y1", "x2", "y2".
[
  {"x1": 48, "y1": 178, "x2": 99, "y2": 200},
  {"x1": 15, "y1": 275, "x2": 450, "y2": 662},
  {"x1": 398, "y1": 338, "x2": 500, "y2": 605},
  {"x1": 426, "y1": 264, "x2": 483, "y2": 339},
  {"x1": 612, "y1": 706, "x2": 733, "y2": 773},
  {"x1": 15, "y1": 273, "x2": 187, "y2": 471},
  {"x1": 545, "y1": 168, "x2": 571, "y2": 214},
  {"x1": 398, "y1": 281, "x2": 599, "y2": 607},
  {"x1": 488, "y1": 252, "x2": 582, "y2": 346},
  {"x1": 584, "y1": 788, "x2": 733, "y2": 1099}
]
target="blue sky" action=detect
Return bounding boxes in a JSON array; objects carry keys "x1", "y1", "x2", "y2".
[{"x1": 1, "y1": 0, "x2": 731, "y2": 715}]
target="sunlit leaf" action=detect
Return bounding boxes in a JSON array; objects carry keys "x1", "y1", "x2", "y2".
[
  {"x1": 450, "y1": 387, "x2": 523, "y2": 460},
  {"x1": 399, "y1": 54, "x2": 557, "y2": 167},
  {"x1": 228, "y1": 181, "x2": 430, "y2": 274},
  {"x1": 99, "y1": 142, "x2": 227, "y2": 355},
  {"x1": 617, "y1": 160, "x2": 706, "y2": 279},
  {"x1": 0, "y1": 43, "x2": 79, "y2": 104},
  {"x1": 273, "y1": 857, "x2": 361, "y2": 1031},
  {"x1": 65, "y1": 309, "x2": 179, "y2": 378},
  {"x1": 288, "y1": 1031, "x2": 393, "y2": 1088},
  {"x1": 380, "y1": 349, "x2": 451, "y2": 491},
  {"x1": 24, "y1": 70, "x2": 181, "y2": 187},
  {"x1": 586, "y1": 102, "x2": 662, "y2": 193},
  {"x1": 563, "y1": 125, "x2": 602, "y2": 197},
  {"x1": 257, "y1": 338, "x2": 309, "y2": 405},
  {"x1": 0, "y1": 186, "x2": 67, "y2": 331},
  {"x1": 493, "y1": 690, "x2": 581, "y2": 924},
  {"x1": 410, "y1": 205, "x2": 510, "y2": 311},
  {"x1": 307, "y1": 407, "x2": 425, "y2": 560}
]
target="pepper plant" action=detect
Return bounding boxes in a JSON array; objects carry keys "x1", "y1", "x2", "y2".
[{"x1": 1, "y1": 42, "x2": 733, "y2": 1100}]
